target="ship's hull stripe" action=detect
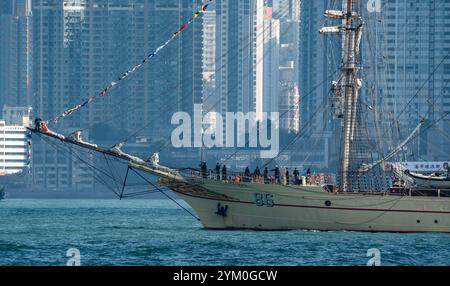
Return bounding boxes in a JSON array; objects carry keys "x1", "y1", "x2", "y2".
[{"x1": 175, "y1": 191, "x2": 450, "y2": 215}]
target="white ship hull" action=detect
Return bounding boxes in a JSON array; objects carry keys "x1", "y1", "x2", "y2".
[{"x1": 161, "y1": 177, "x2": 450, "y2": 233}]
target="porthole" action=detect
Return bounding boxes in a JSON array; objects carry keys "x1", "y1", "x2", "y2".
[
  {"x1": 435, "y1": 220, "x2": 439, "y2": 224},
  {"x1": 417, "y1": 220, "x2": 421, "y2": 224},
  {"x1": 325, "y1": 200, "x2": 332, "y2": 207}
]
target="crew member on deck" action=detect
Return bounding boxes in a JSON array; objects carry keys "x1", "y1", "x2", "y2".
[
  {"x1": 244, "y1": 167, "x2": 251, "y2": 182},
  {"x1": 306, "y1": 168, "x2": 312, "y2": 184},
  {"x1": 264, "y1": 167, "x2": 269, "y2": 179},
  {"x1": 222, "y1": 165, "x2": 227, "y2": 180},
  {"x1": 271, "y1": 166, "x2": 280, "y2": 184},
  {"x1": 215, "y1": 163, "x2": 221, "y2": 180},
  {"x1": 245, "y1": 167, "x2": 251, "y2": 176},
  {"x1": 293, "y1": 168, "x2": 300, "y2": 185},
  {"x1": 254, "y1": 166, "x2": 261, "y2": 177},
  {"x1": 35, "y1": 118, "x2": 49, "y2": 133},
  {"x1": 34, "y1": 118, "x2": 42, "y2": 131},
  {"x1": 285, "y1": 168, "x2": 290, "y2": 185},
  {"x1": 200, "y1": 162, "x2": 207, "y2": 179}
]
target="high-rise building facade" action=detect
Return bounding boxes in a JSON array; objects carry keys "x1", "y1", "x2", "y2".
[
  {"x1": 296, "y1": 0, "x2": 450, "y2": 169},
  {"x1": 32, "y1": 0, "x2": 203, "y2": 139},
  {"x1": 0, "y1": 1, "x2": 14, "y2": 15},
  {"x1": 299, "y1": 0, "x2": 339, "y2": 136},
  {"x1": 273, "y1": 0, "x2": 300, "y2": 21},
  {"x1": 31, "y1": 0, "x2": 204, "y2": 190},
  {"x1": 0, "y1": 121, "x2": 30, "y2": 176},
  {"x1": 361, "y1": 0, "x2": 450, "y2": 161},
  {"x1": 215, "y1": 0, "x2": 264, "y2": 119},
  {"x1": 272, "y1": 0, "x2": 300, "y2": 134},
  {"x1": 0, "y1": 106, "x2": 31, "y2": 176},
  {"x1": 32, "y1": 0, "x2": 64, "y2": 126},
  {"x1": 143, "y1": 0, "x2": 204, "y2": 139},
  {"x1": 203, "y1": 10, "x2": 216, "y2": 81},
  {"x1": 202, "y1": 8, "x2": 218, "y2": 118},
  {"x1": 263, "y1": 6, "x2": 280, "y2": 115},
  {"x1": 297, "y1": 0, "x2": 340, "y2": 169},
  {"x1": 0, "y1": 0, "x2": 32, "y2": 109}
]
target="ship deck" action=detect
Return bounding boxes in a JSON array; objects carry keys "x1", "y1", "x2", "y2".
[{"x1": 182, "y1": 170, "x2": 450, "y2": 199}]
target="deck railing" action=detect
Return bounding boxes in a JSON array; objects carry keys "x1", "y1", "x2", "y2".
[{"x1": 182, "y1": 169, "x2": 336, "y2": 186}]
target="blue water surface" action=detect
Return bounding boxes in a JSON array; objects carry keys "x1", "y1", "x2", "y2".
[{"x1": 1, "y1": 199, "x2": 449, "y2": 266}]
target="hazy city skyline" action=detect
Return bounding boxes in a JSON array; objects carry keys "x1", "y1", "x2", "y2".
[{"x1": 1, "y1": 0, "x2": 450, "y2": 190}]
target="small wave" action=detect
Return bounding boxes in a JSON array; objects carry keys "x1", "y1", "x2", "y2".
[
  {"x1": 127, "y1": 245, "x2": 174, "y2": 258},
  {"x1": 0, "y1": 241, "x2": 34, "y2": 252},
  {"x1": 103, "y1": 225, "x2": 148, "y2": 231}
]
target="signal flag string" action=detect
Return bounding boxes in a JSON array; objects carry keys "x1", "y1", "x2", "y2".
[{"x1": 53, "y1": 0, "x2": 213, "y2": 124}]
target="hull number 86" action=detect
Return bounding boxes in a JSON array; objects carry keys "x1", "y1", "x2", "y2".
[{"x1": 254, "y1": 193, "x2": 274, "y2": 207}]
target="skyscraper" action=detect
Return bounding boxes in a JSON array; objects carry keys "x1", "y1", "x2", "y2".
[
  {"x1": 273, "y1": 0, "x2": 300, "y2": 21},
  {"x1": 31, "y1": 0, "x2": 204, "y2": 190},
  {"x1": 272, "y1": 0, "x2": 300, "y2": 134},
  {"x1": 299, "y1": 0, "x2": 339, "y2": 135},
  {"x1": 263, "y1": 6, "x2": 280, "y2": 114},
  {"x1": 32, "y1": 0, "x2": 203, "y2": 139},
  {"x1": 361, "y1": 0, "x2": 450, "y2": 161},
  {"x1": 0, "y1": 1, "x2": 14, "y2": 15},
  {"x1": 202, "y1": 8, "x2": 219, "y2": 132},
  {"x1": 298, "y1": 0, "x2": 340, "y2": 169},
  {"x1": 145, "y1": 0, "x2": 204, "y2": 139},
  {"x1": 296, "y1": 0, "x2": 450, "y2": 169},
  {"x1": 202, "y1": 9, "x2": 216, "y2": 82},
  {"x1": 215, "y1": 0, "x2": 264, "y2": 119},
  {"x1": 32, "y1": 0, "x2": 64, "y2": 124},
  {"x1": 0, "y1": 0, "x2": 32, "y2": 108}
]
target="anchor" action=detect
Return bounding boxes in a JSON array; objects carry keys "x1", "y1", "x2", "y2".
[{"x1": 215, "y1": 203, "x2": 229, "y2": 217}]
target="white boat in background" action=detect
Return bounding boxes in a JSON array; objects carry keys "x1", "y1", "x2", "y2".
[
  {"x1": 404, "y1": 170, "x2": 450, "y2": 190},
  {"x1": 392, "y1": 162, "x2": 450, "y2": 190}
]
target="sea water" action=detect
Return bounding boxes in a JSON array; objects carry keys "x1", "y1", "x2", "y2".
[{"x1": 1, "y1": 199, "x2": 449, "y2": 266}]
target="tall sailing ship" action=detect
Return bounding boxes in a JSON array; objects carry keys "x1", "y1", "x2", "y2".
[{"x1": 30, "y1": 1, "x2": 450, "y2": 232}]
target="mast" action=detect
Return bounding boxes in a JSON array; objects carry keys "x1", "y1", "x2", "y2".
[{"x1": 321, "y1": 0, "x2": 364, "y2": 192}]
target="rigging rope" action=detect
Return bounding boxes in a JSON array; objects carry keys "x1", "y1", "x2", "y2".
[
  {"x1": 129, "y1": 168, "x2": 201, "y2": 221},
  {"x1": 36, "y1": 133, "x2": 122, "y2": 197},
  {"x1": 262, "y1": 100, "x2": 331, "y2": 168},
  {"x1": 52, "y1": 0, "x2": 213, "y2": 125},
  {"x1": 37, "y1": 132, "x2": 174, "y2": 200},
  {"x1": 216, "y1": 58, "x2": 350, "y2": 167},
  {"x1": 118, "y1": 5, "x2": 294, "y2": 146},
  {"x1": 377, "y1": 49, "x2": 450, "y2": 146},
  {"x1": 222, "y1": 60, "x2": 352, "y2": 167}
]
